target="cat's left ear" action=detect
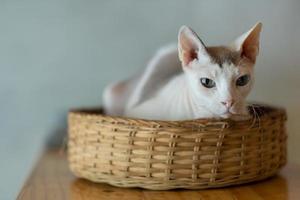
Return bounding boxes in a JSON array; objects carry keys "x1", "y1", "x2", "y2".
[
  {"x1": 178, "y1": 26, "x2": 210, "y2": 67},
  {"x1": 231, "y1": 22, "x2": 262, "y2": 63}
]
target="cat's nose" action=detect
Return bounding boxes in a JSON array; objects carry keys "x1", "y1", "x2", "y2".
[{"x1": 221, "y1": 100, "x2": 234, "y2": 108}]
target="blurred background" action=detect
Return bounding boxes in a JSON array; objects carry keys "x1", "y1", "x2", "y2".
[{"x1": 1, "y1": 0, "x2": 299, "y2": 199}]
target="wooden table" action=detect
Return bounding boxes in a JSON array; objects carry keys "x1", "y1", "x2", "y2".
[{"x1": 17, "y1": 149, "x2": 300, "y2": 200}]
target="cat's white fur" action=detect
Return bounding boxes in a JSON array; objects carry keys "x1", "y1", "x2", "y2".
[{"x1": 103, "y1": 23, "x2": 262, "y2": 120}]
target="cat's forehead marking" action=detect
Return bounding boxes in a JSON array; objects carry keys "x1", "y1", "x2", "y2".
[{"x1": 206, "y1": 46, "x2": 240, "y2": 67}]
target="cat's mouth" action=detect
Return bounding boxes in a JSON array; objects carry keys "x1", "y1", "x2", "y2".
[
  {"x1": 220, "y1": 112, "x2": 233, "y2": 118},
  {"x1": 220, "y1": 110, "x2": 248, "y2": 120},
  {"x1": 220, "y1": 110, "x2": 239, "y2": 118}
]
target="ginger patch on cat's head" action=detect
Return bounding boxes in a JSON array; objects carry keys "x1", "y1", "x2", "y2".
[{"x1": 206, "y1": 46, "x2": 241, "y2": 67}]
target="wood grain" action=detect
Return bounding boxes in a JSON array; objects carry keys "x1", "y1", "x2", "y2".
[{"x1": 17, "y1": 149, "x2": 300, "y2": 200}]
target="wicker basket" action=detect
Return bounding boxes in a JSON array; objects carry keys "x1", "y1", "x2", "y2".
[{"x1": 68, "y1": 104, "x2": 287, "y2": 190}]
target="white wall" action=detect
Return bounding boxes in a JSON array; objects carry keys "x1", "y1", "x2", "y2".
[{"x1": 1, "y1": 0, "x2": 299, "y2": 198}]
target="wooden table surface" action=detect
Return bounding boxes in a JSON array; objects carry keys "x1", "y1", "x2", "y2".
[{"x1": 17, "y1": 149, "x2": 300, "y2": 200}]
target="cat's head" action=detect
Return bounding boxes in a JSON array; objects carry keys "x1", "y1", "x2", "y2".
[{"x1": 178, "y1": 23, "x2": 262, "y2": 119}]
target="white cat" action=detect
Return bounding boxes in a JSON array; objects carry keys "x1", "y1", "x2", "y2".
[{"x1": 103, "y1": 23, "x2": 262, "y2": 121}]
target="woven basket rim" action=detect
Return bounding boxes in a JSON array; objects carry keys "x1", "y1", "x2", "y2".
[{"x1": 69, "y1": 103, "x2": 286, "y2": 124}]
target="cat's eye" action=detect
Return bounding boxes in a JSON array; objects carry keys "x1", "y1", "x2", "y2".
[
  {"x1": 200, "y1": 78, "x2": 216, "y2": 88},
  {"x1": 236, "y1": 75, "x2": 250, "y2": 86}
]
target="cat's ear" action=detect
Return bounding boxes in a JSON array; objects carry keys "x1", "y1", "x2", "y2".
[
  {"x1": 178, "y1": 26, "x2": 210, "y2": 67},
  {"x1": 231, "y1": 22, "x2": 262, "y2": 63}
]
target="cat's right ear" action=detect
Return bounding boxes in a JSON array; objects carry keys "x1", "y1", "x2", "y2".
[{"x1": 178, "y1": 26, "x2": 209, "y2": 67}]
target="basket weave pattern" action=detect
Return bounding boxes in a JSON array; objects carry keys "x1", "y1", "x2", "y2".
[{"x1": 68, "y1": 105, "x2": 287, "y2": 190}]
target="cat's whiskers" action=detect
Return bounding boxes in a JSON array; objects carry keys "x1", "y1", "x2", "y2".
[{"x1": 247, "y1": 103, "x2": 262, "y2": 129}]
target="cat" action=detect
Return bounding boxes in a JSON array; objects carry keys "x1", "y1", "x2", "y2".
[{"x1": 103, "y1": 23, "x2": 262, "y2": 121}]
